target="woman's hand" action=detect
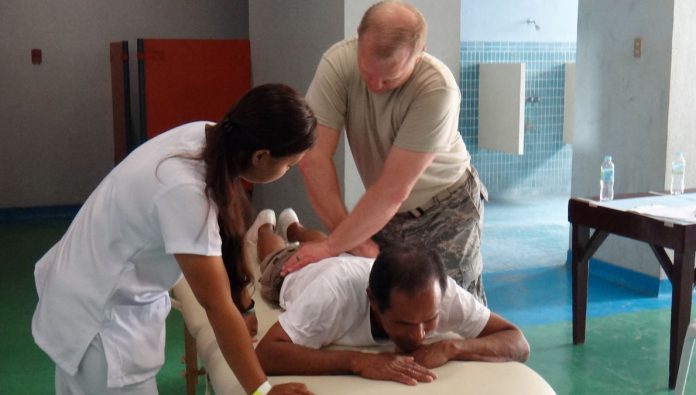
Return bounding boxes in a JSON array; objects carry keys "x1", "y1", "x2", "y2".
[
  {"x1": 268, "y1": 382, "x2": 314, "y2": 394},
  {"x1": 281, "y1": 241, "x2": 334, "y2": 276}
]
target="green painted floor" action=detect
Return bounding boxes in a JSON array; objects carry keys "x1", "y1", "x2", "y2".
[
  {"x1": 0, "y1": 218, "x2": 206, "y2": 394},
  {"x1": 524, "y1": 307, "x2": 696, "y2": 394},
  {"x1": 1, "y1": 216, "x2": 695, "y2": 394}
]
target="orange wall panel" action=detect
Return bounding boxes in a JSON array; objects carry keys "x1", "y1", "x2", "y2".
[{"x1": 139, "y1": 39, "x2": 251, "y2": 139}]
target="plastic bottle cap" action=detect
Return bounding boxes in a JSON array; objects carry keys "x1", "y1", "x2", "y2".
[{"x1": 604, "y1": 155, "x2": 612, "y2": 161}]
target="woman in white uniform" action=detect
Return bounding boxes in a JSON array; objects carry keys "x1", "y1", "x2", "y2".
[{"x1": 32, "y1": 84, "x2": 315, "y2": 395}]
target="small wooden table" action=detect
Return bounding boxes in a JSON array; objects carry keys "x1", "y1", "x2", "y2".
[{"x1": 569, "y1": 193, "x2": 696, "y2": 389}]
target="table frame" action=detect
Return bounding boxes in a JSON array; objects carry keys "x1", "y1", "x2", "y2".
[{"x1": 569, "y1": 195, "x2": 696, "y2": 389}]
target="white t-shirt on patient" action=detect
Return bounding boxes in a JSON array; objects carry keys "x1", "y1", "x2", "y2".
[
  {"x1": 32, "y1": 122, "x2": 221, "y2": 387},
  {"x1": 278, "y1": 255, "x2": 490, "y2": 350}
]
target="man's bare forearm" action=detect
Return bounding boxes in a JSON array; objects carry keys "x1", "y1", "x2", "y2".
[
  {"x1": 445, "y1": 328, "x2": 530, "y2": 363},
  {"x1": 299, "y1": 154, "x2": 348, "y2": 232}
]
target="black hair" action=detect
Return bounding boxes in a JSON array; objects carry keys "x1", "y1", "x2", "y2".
[
  {"x1": 368, "y1": 244, "x2": 448, "y2": 312},
  {"x1": 203, "y1": 83, "x2": 316, "y2": 305}
]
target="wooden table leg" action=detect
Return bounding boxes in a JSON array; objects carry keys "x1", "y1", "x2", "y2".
[
  {"x1": 668, "y1": 250, "x2": 695, "y2": 389},
  {"x1": 572, "y1": 224, "x2": 590, "y2": 344}
]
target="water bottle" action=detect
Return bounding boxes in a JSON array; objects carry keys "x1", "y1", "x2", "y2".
[
  {"x1": 670, "y1": 151, "x2": 686, "y2": 195},
  {"x1": 600, "y1": 155, "x2": 614, "y2": 201}
]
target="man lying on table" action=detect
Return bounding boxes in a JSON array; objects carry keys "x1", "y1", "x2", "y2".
[{"x1": 246, "y1": 208, "x2": 530, "y2": 386}]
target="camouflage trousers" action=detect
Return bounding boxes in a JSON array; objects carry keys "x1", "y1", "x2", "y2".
[{"x1": 374, "y1": 166, "x2": 488, "y2": 306}]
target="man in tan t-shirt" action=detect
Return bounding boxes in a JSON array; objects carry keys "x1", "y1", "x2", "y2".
[{"x1": 283, "y1": 0, "x2": 488, "y2": 304}]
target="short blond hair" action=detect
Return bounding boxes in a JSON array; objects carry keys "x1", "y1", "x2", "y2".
[{"x1": 357, "y1": 1, "x2": 427, "y2": 60}]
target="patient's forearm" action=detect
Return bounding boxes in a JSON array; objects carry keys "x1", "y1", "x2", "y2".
[
  {"x1": 257, "y1": 340, "x2": 358, "y2": 375},
  {"x1": 447, "y1": 329, "x2": 530, "y2": 363}
]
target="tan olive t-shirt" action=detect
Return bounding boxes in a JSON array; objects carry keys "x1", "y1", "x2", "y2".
[{"x1": 306, "y1": 38, "x2": 470, "y2": 212}]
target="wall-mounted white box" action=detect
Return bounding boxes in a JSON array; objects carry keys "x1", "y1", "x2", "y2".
[{"x1": 478, "y1": 63, "x2": 525, "y2": 155}]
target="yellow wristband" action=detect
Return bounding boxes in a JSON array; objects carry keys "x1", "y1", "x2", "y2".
[{"x1": 252, "y1": 380, "x2": 272, "y2": 395}]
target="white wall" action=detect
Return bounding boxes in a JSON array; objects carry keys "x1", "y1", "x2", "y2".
[
  {"x1": 666, "y1": 0, "x2": 696, "y2": 186},
  {"x1": 461, "y1": 0, "x2": 578, "y2": 42},
  {"x1": 0, "y1": 0, "x2": 249, "y2": 209},
  {"x1": 572, "y1": 0, "x2": 683, "y2": 277},
  {"x1": 249, "y1": 0, "x2": 344, "y2": 230},
  {"x1": 248, "y1": 1, "x2": 342, "y2": 90}
]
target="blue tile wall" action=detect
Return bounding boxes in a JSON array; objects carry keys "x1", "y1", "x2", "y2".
[{"x1": 460, "y1": 42, "x2": 576, "y2": 199}]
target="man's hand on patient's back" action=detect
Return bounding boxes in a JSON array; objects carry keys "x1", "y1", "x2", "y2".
[
  {"x1": 283, "y1": 238, "x2": 379, "y2": 276},
  {"x1": 281, "y1": 241, "x2": 334, "y2": 276},
  {"x1": 350, "y1": 352, "x2": 437, "y2": 385}
]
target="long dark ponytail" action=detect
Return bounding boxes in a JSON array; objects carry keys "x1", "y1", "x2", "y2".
[{"x1": 202, "y1": 83, "x2": 316, "y2": 306}]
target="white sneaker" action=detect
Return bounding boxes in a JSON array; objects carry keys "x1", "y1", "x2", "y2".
[
  {"x1": 277, "y1": 208, "x2": 299, "y2": 242},
  {"x1": 245, "y1": 209, "x2": 276, "y2": 245}
]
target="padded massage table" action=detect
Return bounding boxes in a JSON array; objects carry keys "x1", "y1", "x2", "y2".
[{"x1": 171, "y1": 248, "x2": 556, "y2": 395}]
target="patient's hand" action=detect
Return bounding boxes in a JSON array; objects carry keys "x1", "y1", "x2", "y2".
[
  {"x1": 351, "y1": 352, "x2": 437, "y2": 385},
  {"x1": 405, "y1": 341, "x2": 451, "y2": 369}
]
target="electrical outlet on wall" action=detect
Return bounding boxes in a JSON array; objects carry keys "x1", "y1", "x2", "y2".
[
  {"x1": 31, "y1": 48, "x2": 42, "y2": 64},
  {"x1": 633, "y1": 37, "x2": 642, "y2": 58}
]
